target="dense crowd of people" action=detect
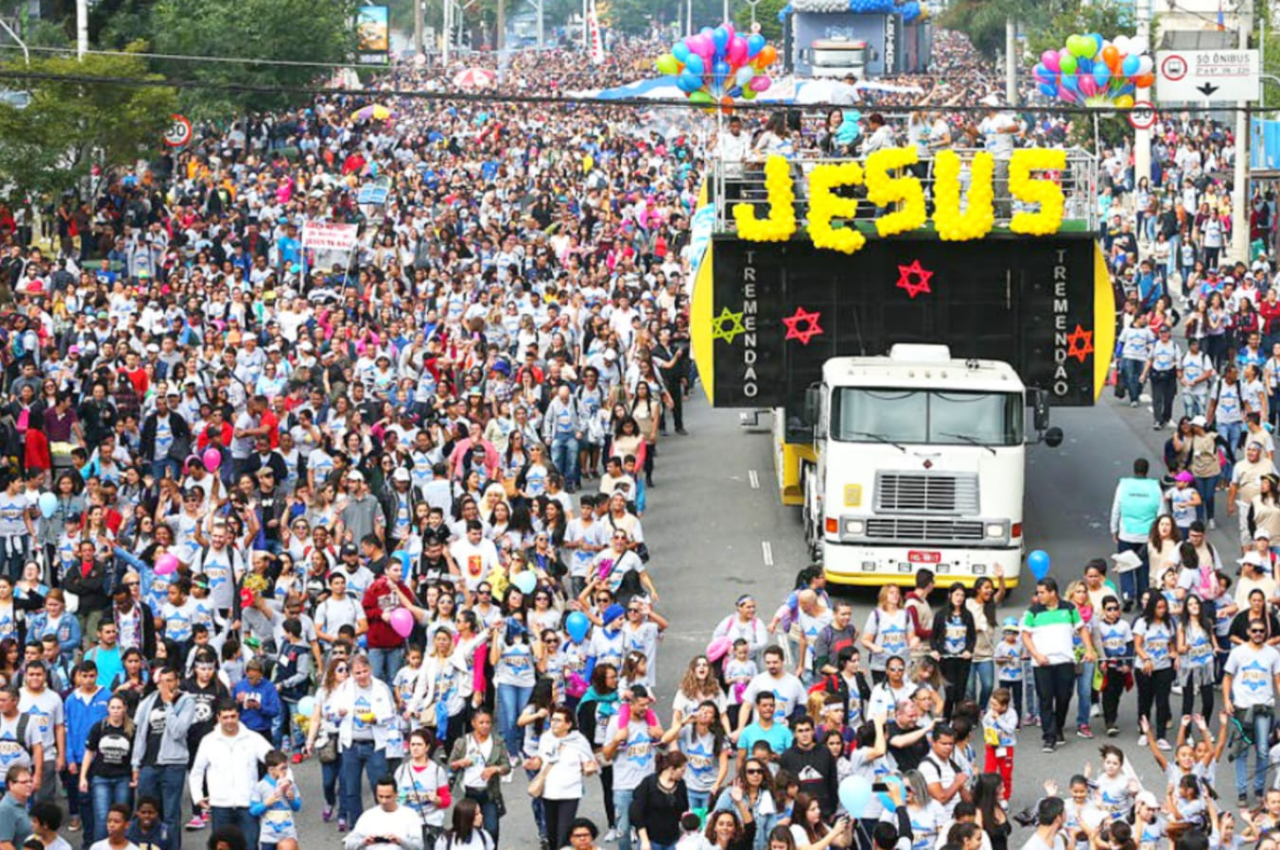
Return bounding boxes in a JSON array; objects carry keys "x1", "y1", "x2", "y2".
[{"x1": 0, "y1": 18, "x2": 1276, "y2": 850}]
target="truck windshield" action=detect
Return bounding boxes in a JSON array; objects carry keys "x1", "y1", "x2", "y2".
[{"x1": 830, "y1": 389, "x2": 1024, "y2": 446}]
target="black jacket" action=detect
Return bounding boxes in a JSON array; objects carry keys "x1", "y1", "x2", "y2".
[
  {"x1": 779, "y1": 743, "x2": 840, "y2": 817},
  {"x1": 63, "y1": 559, "x2": 110, "y2": 613},
  {"x1": 140, "y1": 410, "x2": 193, "y2": 464},
  {"x1": 929, "y1": 607, "x2": 977, "y2": 657},
  {"x1": 628, "y1": 774, "x2": 689, "y2": 846}
]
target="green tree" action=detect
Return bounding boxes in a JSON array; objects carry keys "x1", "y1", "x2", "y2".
[
  {"x1": 150, "y1": 0, "x2": 357, "y2": 116},
  {"x1": 1024, "y1": 2, "x2": 1132, "y2": 61},
  {"x1": 0, "y1": 52, "x2": 176, "y2": 199},
  {"x1": 733, "y1": 0, "x2": 786, "y2": 41}
]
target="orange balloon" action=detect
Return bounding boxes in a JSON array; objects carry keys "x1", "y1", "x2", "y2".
[
  {"x1": 1134, "y1": 73, "x2": 1154, "y2": 88},
  {"x1": 1101, "y1": 45, "x2": 1119, "y2": 70},
  {"x1": 756, "y1": 44, "x2": 777, "y2": 67}
]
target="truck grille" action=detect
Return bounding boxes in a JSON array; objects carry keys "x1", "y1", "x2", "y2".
[
  {"x1": 875, "y1": 473, "x2": 979, "y2": 514},
  {"x1": 865, "y1": 518, "x2": 986, "y2": 543}
]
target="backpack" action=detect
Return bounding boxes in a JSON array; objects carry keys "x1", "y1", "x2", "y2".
[{"x1": 274, "y1": 642, "x2": 308, "y2": 701}]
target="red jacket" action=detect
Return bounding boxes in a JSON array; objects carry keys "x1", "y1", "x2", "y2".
[{"x1": 362, "y1": 576, "x2": 414, "y2": 649}]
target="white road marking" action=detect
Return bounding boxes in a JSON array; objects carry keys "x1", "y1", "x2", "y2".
[
  {"x1": 748, "y1": 470, "x2": 760, "y2": 489},
  {"x1": 762, "y1": 541, "x2": 773, "y2": 566}
]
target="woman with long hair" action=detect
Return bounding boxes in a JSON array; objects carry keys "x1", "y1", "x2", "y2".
[
  {"x1": 395, "y1": 728, "x2": 451, "y2": 847},
  {"x1": 930, "y1": 583, "x2": 975, "y2": 719},
  {"x1": 78, "y1": 694, "x2": 136, "y2": 844},
  {"x1": 413, "y1": 626, "x2": 470, "y2": 756},
  {"x1": 1176, "y1": 593, "x2": 1219, "y2": 718},
  {"x1": 972, "y1": 773, "x2": 1011, "y2": 850},
  {"x1": 714, "y1": 757, "x2": 776, "y2": 850},
  {"x1": 862, "y1": 585, "x2": 913, "y2": 683},
  {"x1": 788, "y1": 791, "x2": 852, "y2": 850},
  {"x1": 1066, "y1": 580, "x2": 1098, "y2": 737},
  {"x1": 663, "y1": 698, "x2": 730, "y2": 811},
  {"x1": 436, "y1": 797, "x2": 494, "y2": 850},
  {"x1": 516, "y1": 677, "x2": 557, "y2": 842},
  {"x1": 577, "y1": 663, "x2": 620, "y2": 838},
  {"x1": 304, "y1": 655, "x2": 350, "y2": 827},
  {"x1": 1147, "y1": 516, "x2": 1184, "y2": 588},
  {"x1": 895, "y1": 770, "x2": 946, "y2": 850},
  {"x1": 1134, "y1": 592, "x2": 1178, "y2": 750},
  {"x1": 672, "y1": 656, "x2": 729, "y2": 730},
  {"x1": 964, "y1": 571, "x2": 1007, "y2": 709},
  {"x1": 709, "y1": 787, "x2": 761, "y2": 850}
]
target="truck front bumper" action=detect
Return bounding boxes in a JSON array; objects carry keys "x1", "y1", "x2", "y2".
[{"x1": 820, "y1": 541, "x2": 1023, "y2": 589}]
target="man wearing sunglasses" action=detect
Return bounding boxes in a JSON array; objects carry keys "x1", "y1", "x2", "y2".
[
  {"x1": 1222, "y1": 617, "x2": 1280, "y2": 804},
  {"x1": 1090, "y1": 595, "x2": 1134, "y2": 737}
]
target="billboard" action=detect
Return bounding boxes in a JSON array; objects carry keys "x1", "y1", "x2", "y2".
[{"x1": 357, "y1": 5, "x2": 390, "y2": 65}]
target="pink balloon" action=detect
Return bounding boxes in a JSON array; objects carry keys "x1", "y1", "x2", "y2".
[
  {"x1": 1040, "y1": 50, "x2": 1060, "y2": 72},
  {"x1": 1079, "y1": 76, "x2": 1097, "y2": 97},
  {"x1": 724, "y1": 22, "x2": 736, "y2": 41},
  {"x1": 202, "y1": 447, "x2": 222, "y2": 471},
  {"x1": 389, "y1": 607, "x2": 415, "y2": 639},
  {"x1": 155, "y1": 554, "x2": 179, "y2": 576},
  {"x1": 749, "y1": 75, "x2": 771, "y2": 92},
  {"x1": 689, "y1": 35, "x2": 714, "y2": 58},
  {"x1": 727, "y1": 36, "x2": 748, "y2": 66}
]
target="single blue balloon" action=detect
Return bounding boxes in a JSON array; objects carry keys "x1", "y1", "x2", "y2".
[
  {"x1": 672, "y1": 42, "x2": 691, "y2": 63},
  {"x1": 1119, "y1": 82, "x2": 1136, "y2": 95},
  {"x1": 684, "y1": 53, "x2": 704, "y2": 75},
  {"x1": 677, "y1": 71, "x2": 702, "y2": 93},
  {"x1": 1077, "y1": 56, "x2": 1092, "y2": 75},
  {"x1": 1122, "y1": 54, "x2": 1140, "y2": 76},
  {"x1": 839, "y1": 775, "x2": 874, "y2": 817},
  {"x1": 747, "y1": 33, "x2": 766, "y2": 58},
  {"x1": 1093, "y1": 65, "x2": 1111, "y2": 86},
  {"x1": 1038, "y1": 82, "x2": 1058, "y2": 98},
  {"x1": 566, "y1": 611, "x2": 590, "y2": 644},
  {"x1": 1061, "y1": 73, "x2": 1079, "y2": 92},
  {"x1": 712, "y1": 26, "x2": 729, "y2": 54},
  {"x1": 1028, "y1": 549, "x2": 1051, "y2": 581},
  {"x1": 728, "y1": 85, "x2": 743, "y2": 98}
]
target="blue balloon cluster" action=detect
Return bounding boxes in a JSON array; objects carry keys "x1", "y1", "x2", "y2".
[
  {"x1": 849, "y1": 0, "x2": 894, "y2": 12},
  {"x1": 777, "y1": 3, "x2": 792, "y2": 22},
  {"x1": 899, "y1": 0, "x2": 921, "y2": 21}
]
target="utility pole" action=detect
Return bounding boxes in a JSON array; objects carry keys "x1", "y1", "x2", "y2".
[
  {"x1": 76, "y1": 0, "x2": 87, "y2": 60},
  {"x1": 723, "y1": 0, "x2": 729, "y2": 24},
  {"x1": 1231, "y1": 2, "x2": 1252, "y2": 263},
  {"x1": 442, "y1": 0, "x2": 451, "y2": 66},
  {"x1": 1005, "y1": 17, "x2": 1017, "y2": 105},
  {"x1": 1134, "y1": 0, "x2": 1151, "y2": 187},
  {"x1": 414, "y1": 0, "x2": 425, "y2": 56},
  {"x1": 496, "y1": 0, "x2": 504, "y2": 54}
]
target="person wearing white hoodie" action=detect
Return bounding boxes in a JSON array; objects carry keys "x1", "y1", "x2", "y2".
[
  {"x1": 343, "y1": 775, "x2": 424, "y2": 850},
  {"x1": 187, "y1": 699, "x2": 274, "y2": 850}
]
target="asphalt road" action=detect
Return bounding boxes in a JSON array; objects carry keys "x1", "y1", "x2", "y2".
[{"x1": 258, "y1": 386, "x2": 1247, "y2": 850}]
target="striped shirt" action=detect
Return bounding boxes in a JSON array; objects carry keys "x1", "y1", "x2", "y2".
[{"x1": 1022, "y1": 601, "x2": 1084, "y2": 666}]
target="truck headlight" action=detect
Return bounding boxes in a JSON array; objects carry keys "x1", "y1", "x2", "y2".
[
  {"x1": 973, "y1": 564, "x2": 987, "y2": 575},
  {"x1": 845, "y1": 520, "x2": 864, "y2": 535},
  {"x1": 986, "y1": 523, "x2": 1005, "y2": 538},
  {"x1": 861, "y1": 561, "x2": 877, "y2": 571}
]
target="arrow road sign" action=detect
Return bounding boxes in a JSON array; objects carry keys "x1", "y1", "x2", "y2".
[{"x1": 1156, "y1": 50, "x2": 1259, "y2": 103}]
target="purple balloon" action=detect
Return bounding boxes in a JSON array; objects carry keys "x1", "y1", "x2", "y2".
[{"x1": 1041, "y1": 50, "x2": 1060, "y2": 72}]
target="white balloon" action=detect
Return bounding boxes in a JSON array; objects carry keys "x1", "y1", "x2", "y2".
[
  {"x1": 1112, "y1": 35, "x2": 1131, "y2": 53},
  {"x1": 1130, "y1": 36, "x2": 1149, "y2": 55}
]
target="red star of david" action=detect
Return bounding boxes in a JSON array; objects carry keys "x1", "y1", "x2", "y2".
[
  {"x1": 782, "y1": 306, "x2": 824, "y2": 345},
  {"x1": 1066, "y1": 324, "x2": 1094, "y2": 363},
  {"x1": 896, "y1": 260, "x2": 934, "y2": 299}
]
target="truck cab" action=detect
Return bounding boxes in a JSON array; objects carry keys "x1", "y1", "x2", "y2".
[{"x1": 801, "y1": 344, "x2": 1061, "y2": 588}]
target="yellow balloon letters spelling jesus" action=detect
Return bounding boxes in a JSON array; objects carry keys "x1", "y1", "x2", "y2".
[{"x1": 732, "y1": 147, "x2": 1067, "y2": 253}]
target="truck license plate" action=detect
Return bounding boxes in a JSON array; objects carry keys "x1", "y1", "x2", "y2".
[{"x1": 907, "y1": 551, "x2": 941, "y2": 564}]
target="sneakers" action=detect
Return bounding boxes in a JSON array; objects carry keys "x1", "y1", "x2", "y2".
[
  {"x1": 1091, "y1": 703, "x2": 1102, "y2": 718},
  {"x1": 1138, "y1": 734, "x2": 1148, "y2": 746},
  {"x1": 1210, "y1": 519, "x2": 1217, "y2": 530},
  {"x1": 604, "y1": 828, "x2": 619, "y2": 842},
  {"x1": 1157, "y1": 739, "x2": 1172, "y2": 751},
  {"x1": 322, "y1": 806, "x2": 334, "y2": 823},
  {"x1": 184, "y1": 813, "x2": 208, "y2": 831},
  {"x1": 338, "y1": 818, "x2": 348, "y2": 833},
  {"x1": 67, "y1": 818, "x2": 81, "y2": 833},
  {"x1": 1106, "y1": 727, "x2": 1119, "y2": 737},
  {"x1": 1240, "y1": 795, "x2": 1250, "y2": 808},
  {"x1": 1042, "y1": 742, "x2": 1055, "y2": 753},
  {"x1": 1077, "y1": 724, "x2": 1094, "y2": 739}
]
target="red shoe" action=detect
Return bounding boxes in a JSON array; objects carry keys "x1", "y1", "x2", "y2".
[{"x1": 290, "y1": 752, "x2": 304, "y2": 764}]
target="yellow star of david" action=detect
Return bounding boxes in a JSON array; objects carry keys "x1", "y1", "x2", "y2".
[{"x1": 710, "y1": 306, "x2": 746, "y2": 344}]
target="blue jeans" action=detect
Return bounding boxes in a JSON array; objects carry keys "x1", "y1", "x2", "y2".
[
  {"x1": 1235, "y1": 709, "x2": 1273, "y2": 797},
  {"x1": 150, "y1": 458, "x2": 182, "y2": 482},
  {"x1": 496, "y1": 682, "x2": 534, "y2": 759},
  {"x1": 90, "y1": 775, "x2": 132, "y2": 842},
  {"x1": 614, "y1": 788, "x2": 636, "y2": 850},
  {"x1": 368, "y1": 646, "x2": 404, "y2": 686},
  {"x1": 211, "y1": 806, "x2": 258, "y2": 850},
  {"x1": 687, "y1": 789, "x2": 711, "y2": 811},
  {"x1": 340, "y1": 740, "x2": 389, "y2": 821},
  {"x1": 0, "y1": 537, "x2": 26, "y2": 581},
  {"x1": 1220, "y1": 420, "x2": 1244, "y2": 482},
  {"x1": 1117, "y1": 540, "x2": 1150, "y2": 605},
  {"x1": 137, "y1": 763, "x2": 185, "y2": 847},
  {"x1": 1120, "y1": 359, "x2": 1145, "y2": 403},
  {"x1": 966, "y1": 660, "x2": 994, "y2": 709},
  {"x1": 551, "y1": 434, "x2": 580, "y2": 488},
  {"x1": 322, "y1": 757, "x2": 342, "y2": 812},
  {"x1": 1195, "y1": 474, "x2": 1218, "y2": 524},
  {"x1": 1183, "y1": 393, "x2": 1208, "y2": 419},
  {"x1": 1075, "y1": 660, "x2": 1096, "y2": 726}
]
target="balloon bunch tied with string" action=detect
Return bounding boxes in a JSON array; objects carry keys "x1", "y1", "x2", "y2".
[
  {"x1": 1033, "y1": 33, "x2": 1153, "y2": 108},
  {"x1": 655, "y1": 24, "x2": 778, "y2": 110}
]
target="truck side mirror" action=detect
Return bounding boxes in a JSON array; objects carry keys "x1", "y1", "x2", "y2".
[
  {"x1": 1032, "y1": 389, "x2": 1051, "y2": 433},
  {"x1": 803, "y1": 384, "x2": 820, "y2": 427}
]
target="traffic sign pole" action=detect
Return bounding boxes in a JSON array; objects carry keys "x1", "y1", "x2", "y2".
[{"x1": 1232, "y1": 12, "x2": 1252, "y2": 264}]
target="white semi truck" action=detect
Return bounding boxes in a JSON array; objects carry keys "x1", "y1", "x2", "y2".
[{"x1": 795, "y1": 344, "x2": 1062, "y2": 588}]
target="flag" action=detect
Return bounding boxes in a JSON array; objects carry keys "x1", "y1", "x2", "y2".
[
  {"x1": 1217, "y1": 0, "x2": 1225, "y2": 31},
  {"x1": 588, "y1": 0, "x2": 606, "y2": 65}
]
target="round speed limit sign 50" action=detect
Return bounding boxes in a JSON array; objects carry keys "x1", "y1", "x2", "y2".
[
  {"x1": 163, "y1": 114, "x2": 193, "y2": 148},
  {"x1": 1128, "y1": 102, "x2": 1157, "y2": 130}
]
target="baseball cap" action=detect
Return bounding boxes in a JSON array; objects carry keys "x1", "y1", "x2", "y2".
[
  {"x1": 392, "y1": 468, "x2": 410, "y2": 482},
  {"x1": 1256, "y1": 528, "x2": 1273, "y2": 540},
  {"x1": 1240, "y1": 551, "x2": 1270, "y2": 569},
  {"x1": 346, "y1": 470, "x2": 364, "y2": 482},
  {"x1": 341, "y1": 543, "x2": 359, "y2": 557},
  {"x1": 1190, "y1": 415, "x2": 1208, "y2": 427},
  {"x1": 1175, "y1": 471, "x2": 1195, "y2": 483},
  {"x1": 1001, "y1": 617, "x2": 1020, "y2": 631},
  {"x1": 602, "y1": 604, "x2": 626, "y2": 626}
]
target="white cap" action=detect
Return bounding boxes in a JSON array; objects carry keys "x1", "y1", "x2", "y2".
[
  {"x1": 392, "y1": 468, "x2": 411, "y2": 482},
  {"x1": 1190, "y1": 415, "x2": 1208, "y2": 427}
]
